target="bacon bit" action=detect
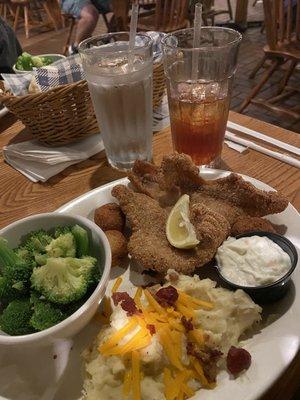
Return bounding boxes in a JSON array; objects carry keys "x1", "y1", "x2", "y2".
[
  {"x1": 111, "y1": 292, "x2": 138, "y2": 316},
  {"x1": 187, "y1": 343, "x2": 223, "y2": 383},
  {"x1": 181, "y1": 316, "x2": 194, "y2": 332},
  {"x1": 112, "y1": 292, "x2": 128, "y2": 306},
  {"x1": 227, "y1": 346, "x2": 251, "y2": 376},
  {"x1": 186, "y1": 341, "x2": 195, "y2": 356},
  {"x1": 155, "y1": 286, "x2": 179, "y2": 307},
  {"x1": 147, "y1": 324, "x2": 156, "y2": 335}
]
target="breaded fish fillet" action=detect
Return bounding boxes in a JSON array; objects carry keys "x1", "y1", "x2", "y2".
[
  {"x1": 112, "y1": 185, "x2": 229, "y2": 273},
  {"x1": 129, "y1": 153, "x2": 289, "y2": 228}
]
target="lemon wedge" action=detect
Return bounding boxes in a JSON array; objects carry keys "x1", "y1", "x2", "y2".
[{"x1": 166, "y1": 194, "x2": 199, "y2": 249}]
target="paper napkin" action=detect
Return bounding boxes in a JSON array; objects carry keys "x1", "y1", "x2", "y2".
[{"x1": 3, "y1": 134, "x2": 104, "y2": 183}]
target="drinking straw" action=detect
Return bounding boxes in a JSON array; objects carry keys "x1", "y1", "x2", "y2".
[
  {"x1": 128, "y1": 0, "x2": 139, "y2": 71},
  {"x1": 192, "y1": 2, "x2": 202, "y2": 81}
]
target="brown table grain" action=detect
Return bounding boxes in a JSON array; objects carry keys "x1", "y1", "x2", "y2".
[{"x1": 0, "y1": 110, "x2": 300, "y2": 399}]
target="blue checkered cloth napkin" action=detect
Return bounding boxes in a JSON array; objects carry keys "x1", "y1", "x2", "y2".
[
  {"x1": 34, "y1": 54, "x2": 85, "y2": 92},
  {"x1": 1, "y1": 72, "x2": 34, "y2": 96}
]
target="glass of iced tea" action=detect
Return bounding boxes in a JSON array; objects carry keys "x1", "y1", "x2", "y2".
[{"x1": 162, "y1": 27, "x2": 241, "y2": 167}]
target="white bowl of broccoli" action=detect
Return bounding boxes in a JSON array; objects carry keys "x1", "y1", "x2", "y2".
[
  {"x1": 13, "y1": 53, "x2": 66, "y2": 74},
  {"x1": 0, "y1": 212, "x2": 111, "y2": 346}
]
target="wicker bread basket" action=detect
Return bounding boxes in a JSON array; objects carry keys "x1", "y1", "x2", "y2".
[{"x1": 0, "y1": 62, "x2": 166, "y2": 146}]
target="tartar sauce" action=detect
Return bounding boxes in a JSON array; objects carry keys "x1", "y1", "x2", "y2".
[{"x1": 216, "y1": 236, "x2": 292, "y2": 287}]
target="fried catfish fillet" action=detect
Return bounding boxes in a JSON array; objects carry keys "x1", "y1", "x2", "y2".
[
  {"x1": 230, "y1": 216, "x2": 276, "y2": 236},
  {"x1": 112, "y1": 185, "x2": 229, "y2": 273},
  {"x1": 129, "y1": 153, "x2": 289, "y2": 227}
]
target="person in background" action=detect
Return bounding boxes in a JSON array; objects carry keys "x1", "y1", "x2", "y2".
[
  {"x1": 60, "y1": 0, "x2": 112, "y2": 54},
  {"x1": 0, "y1": 17, "x2": 22, "y2": 75}
]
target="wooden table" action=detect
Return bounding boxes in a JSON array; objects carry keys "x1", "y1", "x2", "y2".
[{"x1": 0, "y1": 111, "x2": 300, "y2": 399}]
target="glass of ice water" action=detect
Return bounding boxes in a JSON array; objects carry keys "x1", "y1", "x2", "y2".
[{"x1": 79, "y1": 33, "x2": 153, "y2": 171}]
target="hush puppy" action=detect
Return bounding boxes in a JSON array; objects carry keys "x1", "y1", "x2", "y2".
[
  {"x1": 105, "y1": 230, "x2": 128, "y2": 266},
  {"x1": 94, "y1": 203, "x2": 125, "y2": 232}
]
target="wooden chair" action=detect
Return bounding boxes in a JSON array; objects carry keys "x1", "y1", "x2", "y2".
[
  {"x1": 137, "y1": 0, "x2": 156, "y2": 17},
  {"x1": 11, "y1": 0, "x2": 59, "y2": 38},
  {"x1": 137, "y1": 0, "x2": 190, "y2": 32},
  {"x1": 0, "y1": 0, "x2": 15, "y2": 21},
  {"x1": 238, "y1": 0, "x2": 300, "y2": 119},
  {"x1": 138, "y1": 0, "x2": 156, "y2": 8},
  {"x1": 190, "y1": 0, "x2": 233, "y2": 26}
]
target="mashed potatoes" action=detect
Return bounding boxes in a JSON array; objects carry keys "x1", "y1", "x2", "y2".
[{"x1": 82, "y1": 270, "x2": 262, "y2": 400}]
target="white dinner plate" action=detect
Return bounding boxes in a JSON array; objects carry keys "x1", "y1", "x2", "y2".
[{"x1": 0, "y1": 169, "x2": 299, "y2": 400}]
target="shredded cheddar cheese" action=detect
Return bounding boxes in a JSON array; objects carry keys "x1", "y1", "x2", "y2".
[
  {"x1": 112, "y1": 277, "x2": 123, "y2": 293},
  {"x1": 134, "y1": 287, "x2": 143, "y2": 308},
  {"x1": 181, "y1": 382, "x2": 195, "y2": 397},
  {"x1": 188, "y1": 329, "x2": 204, "y2": 346},
  {"x1": 123, "y1": 370, "x2": 131, "y2": 397},
  {"x1": 175, "y1": 302, "x2": 195, "y2": 319},
  {"x1": 178, "y1": 291, "x2": 214, "y2": 310},
  {"x1": 160, "y1": 328, "x2": 184, "y2": 371},
  {"x1": 99, "y1": 318, "x2": 138, "y2": 353},
  {"x1": 163, "y1": 368, "x2": 172, "y2": 400},
  {"x1": 143, "y1": 289, "x2": 167, "y2": 316},
  {"x1": 132, "y1": 351, "x2": 141, "y2": 400},
  {"x1": 105, "y1": 328, "x2": 151, "y2": 356}
]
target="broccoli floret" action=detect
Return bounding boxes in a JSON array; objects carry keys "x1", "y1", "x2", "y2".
[
  {"x1": 4, "y1": 262, "x2": 32, "y2": 288},
  {"x1": 71, "y1": 225, "x2": 89, "y2": 257},
  {"x1": 14, "y1": 246, "x2": 32, "y2": 263},
  {"x1": 16, "y1": 52, "x2": 33, "y2": 71},
  {"x1": 24, "y1": 230, "x2": 53, "y2": 255},
  {"x1": 0, "y1": 299, "x2": 34, "y2": 335},
  {"x1": 41, "y1": 56, "x2": 53, "y2": 66},
  {"x1": 30, "y1": 299, "x2": 66, "y2": 331},
  {"x1": 54, "y1": 226, "x2": 72, "y2": 238},
  {"x1": 45, "y1": 233, "x2": 76, "y2": 258},
  {"x1": 31, "y1": 56, "x2": 44, "y2": 68},
  {"x1": 0, "y1": 276, "x2": 26, "y2": 302},
  {"x1": 0, "y1": 238, "x2": 29, "y2": 272},
  {"x1": 31, "y1": 256, "x2": 97, "y2": 304},
  {"x1": 34, "y1": 253, "x2": 48, "y2": 266},
  {"x1": 0, "y1": 238, "x2": 32, "y2": 298},
  {"x1": 87, "y1": 264, "x2": 101, "y2": 288}
]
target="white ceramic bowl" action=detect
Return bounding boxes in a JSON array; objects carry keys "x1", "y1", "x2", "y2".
[
  {"x1": 13, "y1": 53, "x2": 66, "y2": 74},
  {"x1": 0, "y1": 213, "x2": 111, "y2": 347}
]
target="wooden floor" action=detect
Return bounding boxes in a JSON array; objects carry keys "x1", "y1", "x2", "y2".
[{"x1": 4, "y1": 0, "x2": 300, "y2": 133}]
